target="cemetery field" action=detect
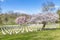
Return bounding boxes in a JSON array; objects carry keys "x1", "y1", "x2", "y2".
[{"x1": 0, "y1": 23, "x2": 60, "y2": 40}]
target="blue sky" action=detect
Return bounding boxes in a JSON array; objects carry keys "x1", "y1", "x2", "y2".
[{"x1": 1, "y1": 0, "x2": 60, "y2": 14}]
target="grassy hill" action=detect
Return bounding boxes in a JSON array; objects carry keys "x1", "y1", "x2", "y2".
[
  {"x1": 0, "y1": 13, "x2": 31, "y2": 25},
  {"x1": 0, "y1": 29, "x2": 60, "y2": 40},
  {"x1": 0, "y1": 23, "x2": 60, "y2": 40}
]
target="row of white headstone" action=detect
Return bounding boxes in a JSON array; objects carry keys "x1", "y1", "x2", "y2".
[{"x1": 1, "y1": 24, "x2": 43, "y2": 35}]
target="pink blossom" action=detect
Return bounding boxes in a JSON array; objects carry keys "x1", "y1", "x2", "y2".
[
  {"x1": 29, "y1": 12, "x2": 59, "y2": 23},
  {"x1": 15, "y1": 16, "x2": 27, "y2": 24}
]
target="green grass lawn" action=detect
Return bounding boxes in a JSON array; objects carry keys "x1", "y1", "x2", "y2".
[
  {"x1": 0, "y1": 29, "x2": 60, "y2": 40},
  {"x1": 0, "y1": 23, "x2": 60, "y2": 40}
]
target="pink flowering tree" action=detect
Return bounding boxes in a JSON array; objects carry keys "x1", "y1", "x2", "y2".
[
  {"x1": 29, "y1": 12, "x2": 59, "y2": 29},
  {"x1": 15, "y1": 16, "x2": 28, "y2": 25},
  {"x1": 15, "y1": 15, "x2": 31, "y2": 27}
]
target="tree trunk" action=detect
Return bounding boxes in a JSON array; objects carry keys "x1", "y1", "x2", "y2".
[{"x1": 42, "y1": 21, "x2": 46, "y2": 30}]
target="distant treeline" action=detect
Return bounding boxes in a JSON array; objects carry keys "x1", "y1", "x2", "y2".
[{"x1": 0, "y1": 12, "x2": 31, "y2": 25}]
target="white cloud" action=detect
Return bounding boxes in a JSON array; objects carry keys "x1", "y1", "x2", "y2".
[
  {"x1": 14, "y1": 10, "x2": 27, "y2": 13},
  {"x1": 0, "y1": 0, "x2": 4, "y2": 2},
  {"x1": 55, "y1": 5, "x2": 60, "y2": 8}
]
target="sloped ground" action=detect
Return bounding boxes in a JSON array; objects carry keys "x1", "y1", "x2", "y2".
[
  {"x1": 0, "y1": 29, "x2": 60, "y2": 40},
  {"x1": 0, "y1": 23, "x2": 60, "y2": 40}
]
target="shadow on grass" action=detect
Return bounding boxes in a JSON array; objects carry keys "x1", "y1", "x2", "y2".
[{"x1": 43, "y1": 28, "x2": 60, "y2": 30}]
